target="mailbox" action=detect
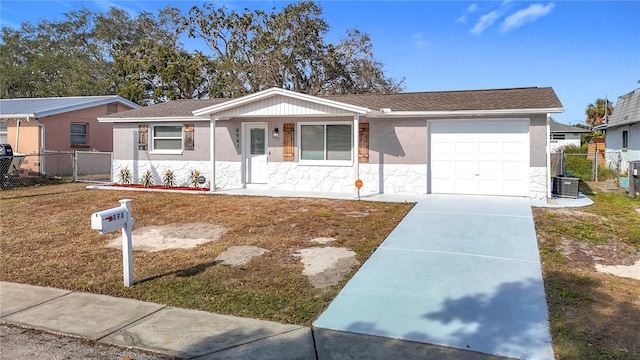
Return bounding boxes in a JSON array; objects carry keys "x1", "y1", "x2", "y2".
[
  {"x1": 91, "y1": 206, "x2": 130, "y2": 234},
  {"x1": 91, "y1": 199, "x2": 135, "y2": 286}
]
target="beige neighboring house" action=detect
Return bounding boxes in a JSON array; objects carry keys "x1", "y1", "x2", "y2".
[
  {"x1": 100, "y1": 87, "x2": 564, "y2": 200},
  {"x1": 0, "y1": 96, "x2": 138, "y2": 175}
]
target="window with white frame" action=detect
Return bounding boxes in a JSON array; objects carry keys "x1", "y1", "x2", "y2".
[
  {"x1": 551, "y1": 133, "x2": 565, "y2": 140},
  {"x1": 622, "y1": 130, "x2": 628, "y2": 149},
  {"x1": 299, "y1": 123, "x2": 352, "y2": 163},
  {"x1": 70, "y1": 123, "x2": 88, "y2": 146},
  {"x1": 0, "y1": 122, "x2": 7, "y2": 143},
  {"x1": 152, "y1": 125, "x2": 183, "y2": 153}
]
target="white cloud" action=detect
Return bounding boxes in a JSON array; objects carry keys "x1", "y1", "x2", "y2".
[
  {"x1": 412, "y1": 32, "x2": 432, "y2": 48},
  {"x1": 456, "y1": 3, "x2": 478, "y2": 25},
  {"x1": 500, "y1": 3, "x2": 555, "y2": 33},
  {"x1": 470, "y1": 11, "x2": 501, "y2": 35}
]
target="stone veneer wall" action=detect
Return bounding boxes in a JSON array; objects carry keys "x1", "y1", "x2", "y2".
[
  {"x1": 529, "y1": 167, "x2": 548, "y2": 200},
  {"x1": 114, "y1": 159, "x2": 544, "y2": 198},
  {"x1": 112, "y1": 160, "x2": 242, "y2": 190},
  {"x1": 266, "y1": 163, "x2": 427, "y2": 195}
]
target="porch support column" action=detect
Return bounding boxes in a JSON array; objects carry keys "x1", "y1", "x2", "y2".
[
  {"x1": 209, "y1": 116, "x2": 217, "y2": 193},
  {"x1": 353, "y1": 113, "x2": 360, "y2": 198}
]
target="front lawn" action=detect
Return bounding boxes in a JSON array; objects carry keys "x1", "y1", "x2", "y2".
[{"x1": 0, "y1": 184, "x2": 413, "y2": 326}]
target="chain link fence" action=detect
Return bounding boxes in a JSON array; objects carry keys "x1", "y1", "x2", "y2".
[
  {"x1": 551, "y1": 149, "x2": 622, "y2": 182},
  {"x1": 0, "y1": 151, "x2": 112, "y2": 189}
]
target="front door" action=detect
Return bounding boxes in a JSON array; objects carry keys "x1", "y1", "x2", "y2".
[{"x1": 244, "y1": 123, "x2": 268, "y2": 184}]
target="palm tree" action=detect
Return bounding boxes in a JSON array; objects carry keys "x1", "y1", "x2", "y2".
[{"x1": 585, "y1": 98, "x2": 613, "y2": 128}]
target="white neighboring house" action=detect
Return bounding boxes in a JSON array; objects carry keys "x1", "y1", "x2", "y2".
[
  {"x1": 549, "y1": 118, "x2": 590, "y2": 153},
  {"x1": 598, "y1": 88, "x2": 640, "y2": 172}
]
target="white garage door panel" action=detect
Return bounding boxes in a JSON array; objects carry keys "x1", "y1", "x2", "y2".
[{"x1": 430, "y1": 120, "x2": 529, "y2": 196}]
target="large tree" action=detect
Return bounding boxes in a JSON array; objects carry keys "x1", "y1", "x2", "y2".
[
  {"x1": 185, "y1": 1, "x2": 403, "y2": 97},
  {"x1": 2, "y1": 1, "x2": 402, "y2": 103},
  {"x1": 585, "y1": 98, "x2": 614, "y2": 128},
  {"x1": 0, "y1": 10, "x2": 114, "y2": 98}
]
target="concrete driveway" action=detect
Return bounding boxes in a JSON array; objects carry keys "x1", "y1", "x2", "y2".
[{"x1": 313, "y1": 195, "x2": 554, "y2": 360}]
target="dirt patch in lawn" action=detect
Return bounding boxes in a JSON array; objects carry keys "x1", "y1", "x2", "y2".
[
  {"x1": 216, "y1": 246, "x2": 269, "y2": 266},
  {"x1": 295, "y1": 247, "x2": 359, "y2": 289},
  {"x1": 106, "y1": 223, "x2": 228, "y2": 252}
]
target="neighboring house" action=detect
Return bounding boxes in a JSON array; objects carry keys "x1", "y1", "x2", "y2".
[
  {"x1": 0, "y1": 96, "x2": 139, "y2": 155},
  {"x1": 99, "y1": 87, "x2": 563, "y2": 200},
  {"x1": 549, "y1": 118, "x2": 591, "y2": 152},
  {"x1": 600, "y1": 88, "x2": 640, "y2": 172}
]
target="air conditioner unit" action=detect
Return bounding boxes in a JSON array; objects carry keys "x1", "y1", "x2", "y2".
[{"x1": 552, "y1": 176, "x2": 580, "y2": 199}]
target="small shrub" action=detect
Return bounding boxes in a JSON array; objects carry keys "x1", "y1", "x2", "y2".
[
  {"x1": 189, "y1": 169, "x2": 201, "y2": 188},
  {"x1": 163, "y1": 169, "x2": 176, "y2": 188},
  {"x1": 141, "y1": 169, "x2": 153, "y2": 188},
  {"x1": 119, "y1": 167, "x2": 132, "y2": 185}
]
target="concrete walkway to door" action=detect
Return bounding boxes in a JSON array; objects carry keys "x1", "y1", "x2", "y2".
[{"x1": 313, "y1": 195, "x2": 554, "y2": 360}]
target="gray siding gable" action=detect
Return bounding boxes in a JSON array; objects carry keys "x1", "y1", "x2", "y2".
[{"x1": 608, "y1": 88, "x2": 640, "y2": 128}]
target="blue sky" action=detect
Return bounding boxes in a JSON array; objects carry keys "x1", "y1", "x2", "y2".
[{"x1": 1, "y1": 1, "x2": 638, "y2": 125}]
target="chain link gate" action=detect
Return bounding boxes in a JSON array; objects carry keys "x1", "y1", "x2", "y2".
[{"x1": 74, "y1": 151, "x2": 113, "y2": 183}]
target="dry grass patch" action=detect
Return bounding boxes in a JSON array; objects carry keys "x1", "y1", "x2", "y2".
[{"x1": 0, "y1": 184, "x2": 413, "y2": 326}]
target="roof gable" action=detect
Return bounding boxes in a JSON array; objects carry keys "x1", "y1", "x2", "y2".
[
  {"x1": 192, "y1": 88, "x2": 370, "y2": 118},
  {"x1": 0, "y1": 96, "x2": 139, "y2": 118},
  {"x1": 608, "y1": 88, "x2": 640, "y2": 127}
]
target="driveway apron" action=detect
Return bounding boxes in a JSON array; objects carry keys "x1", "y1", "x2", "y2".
[{"x1": 313, "y1": 195, "x2": 554, "y2": 360}]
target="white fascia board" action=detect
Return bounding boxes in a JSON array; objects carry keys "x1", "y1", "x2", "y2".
[
  {"x1": 192, "y1": 87, "x2": 371, "y2": 117},
  {"x1": 97, "y1": 116, "x2": 209, "y2": 123},
  {"x1": 0, "y1": 113, "x2": 35, "y2": 119},
  {"x1": 374, "y1": 107, "x2": 565, "y2": 118},
  {"x1": 36, "y1": 97, "x2": 140, "y2": 118}
]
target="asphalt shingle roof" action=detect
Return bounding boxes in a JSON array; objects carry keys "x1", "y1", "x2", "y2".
[
  {"x1": 102, "y1": 98, "x2": 229, "y2": 119},
  {"x1": 102, "y1": 87, "x2": 563, "y2": 119},
  {"x1": 0, "y1": 96, "x2": 138, "y2": 118},
  {"x1": 322, "y1": 87, "x2": 562, "y2": 112},
  {"x1": 608, "y1": 88, "x2": 640, "y2": 128},
  {"x1": 550, "y1": 118, "x2": 590, "y2": 133}
]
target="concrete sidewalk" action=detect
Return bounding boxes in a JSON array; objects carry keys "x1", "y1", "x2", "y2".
[{"x1": 0, "y1": 282, "x2": 315, "y2": 359}]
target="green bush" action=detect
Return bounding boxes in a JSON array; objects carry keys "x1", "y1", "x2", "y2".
[{"x1": 563, "y1": 153, "x2": 592, "y2": 181}]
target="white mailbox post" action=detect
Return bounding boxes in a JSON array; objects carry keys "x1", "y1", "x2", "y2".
[{"x1": 91, "y1": 199, "x2": 135, "y2": 287}]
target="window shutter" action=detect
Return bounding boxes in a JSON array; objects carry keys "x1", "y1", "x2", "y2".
[
  {"x1": 138, "y1": 125, "x2": 148, "y2": 150},
  {"x1": 184, "y1": 124, "x2": 194, "y2": 151},
  {"x1": 283, "y1": 123, "x2": 294, "y2": 161},
  {"x1": 359, "y1": 123, "x2": 369, "y2": 162}
]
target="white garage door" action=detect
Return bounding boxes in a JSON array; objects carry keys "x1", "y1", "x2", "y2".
[{"x1": 430, "y1": 119, "x2": 529, "y2": 196}]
